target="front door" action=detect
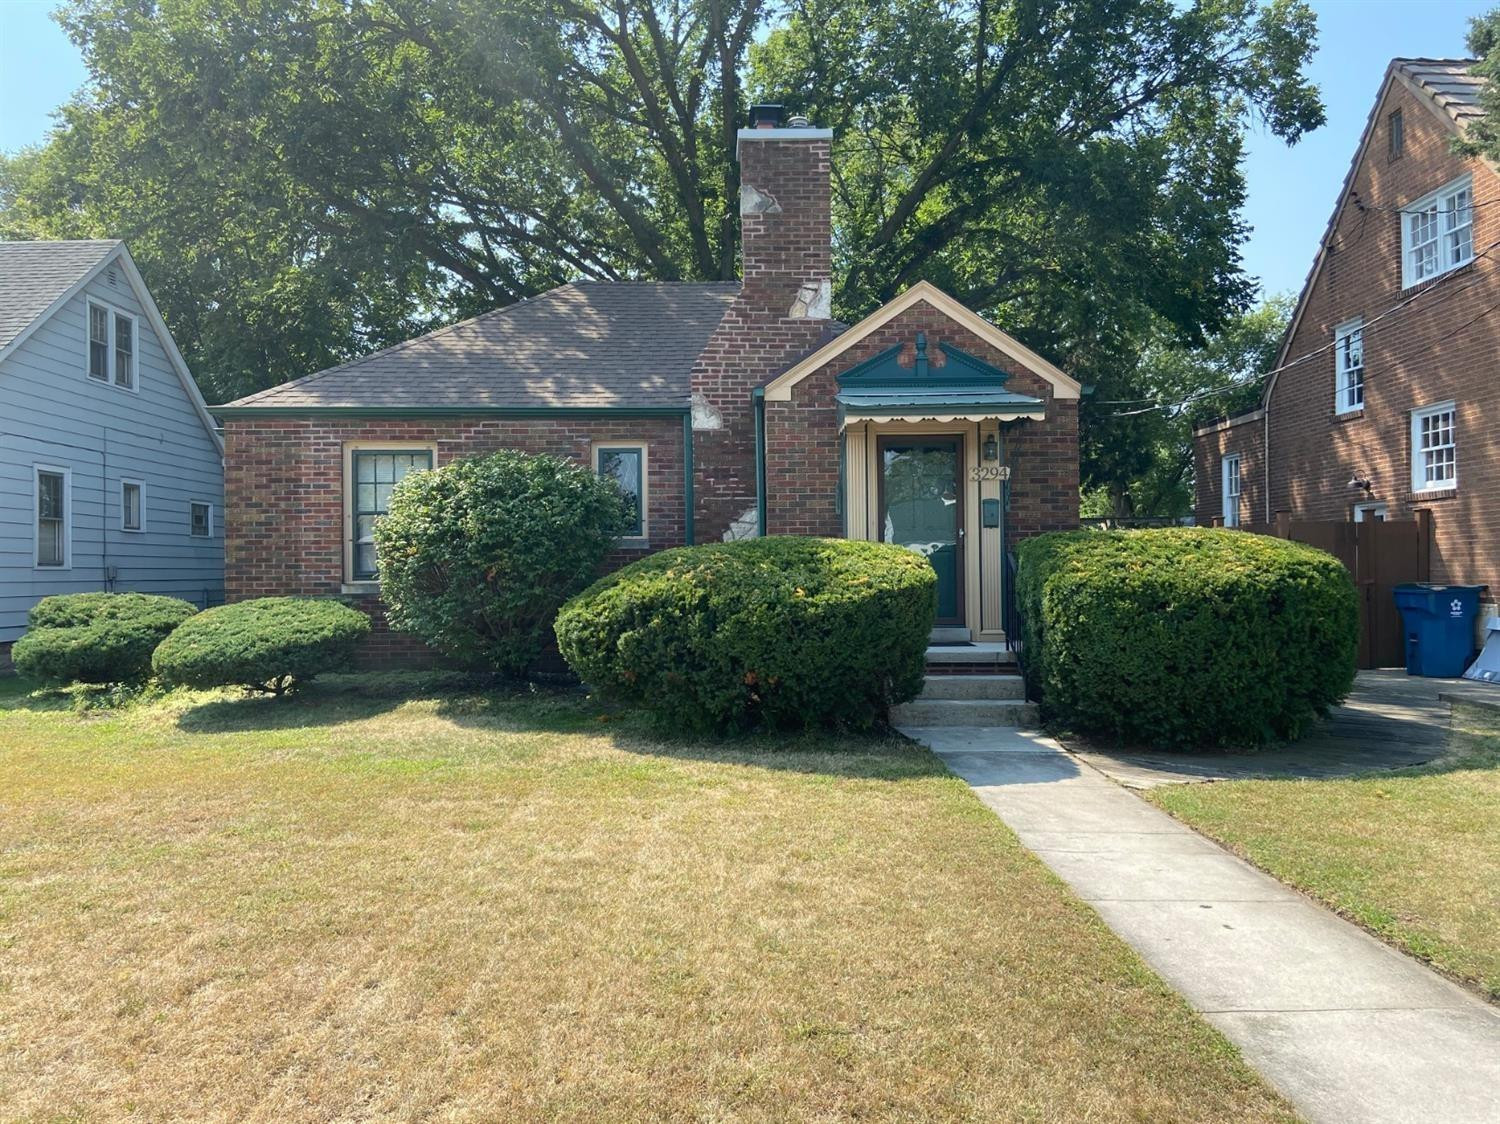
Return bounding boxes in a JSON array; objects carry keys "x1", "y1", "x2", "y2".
[{"x1": 878, "y1": 436, "x2": 964, "y2": 624}]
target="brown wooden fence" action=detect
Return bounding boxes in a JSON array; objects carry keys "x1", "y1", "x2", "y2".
[{"x1": 1242, "y1": 511, "x2": 1432, "y2": 669}]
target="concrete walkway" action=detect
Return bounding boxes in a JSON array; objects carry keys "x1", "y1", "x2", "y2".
[
  {"x1": 1066, "y1": 669, "x2": 1473, "y2": 788},
  {"x1": 902, "y1": 725, "x2": 1500, "y2": 1124}
]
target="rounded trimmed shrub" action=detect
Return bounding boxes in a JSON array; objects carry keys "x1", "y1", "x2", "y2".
[
  {"x1": 373, "y1": 450, "x2": 633, "y2": 676},
  {"x1": 555, "y1": 536, "x2": 937, "y2": 732},
  {"x1": 151, "y1": 597, "x2": 370, "y2": 694},
  {"x1": 1015, "y1": 528, "x2": 1358, "y2": 747},
  {"x1": 12, "y1": 593, "x2": 198, "y2": 684}
]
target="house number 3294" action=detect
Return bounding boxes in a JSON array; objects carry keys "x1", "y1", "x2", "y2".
[{"x1": 969, "y1": 465, "x2": 1010, "y2": 481}]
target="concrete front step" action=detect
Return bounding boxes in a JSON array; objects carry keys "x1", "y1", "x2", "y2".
[
  {"x1": 925, "y1": 642, "x2": 1019, "y2": 669},
  {"x1": 890, "y1": 698, "x2": 1039, "y2": 727},
  {"x1": 920, "y1": 674, "x2": 1026, "y2": 700}
]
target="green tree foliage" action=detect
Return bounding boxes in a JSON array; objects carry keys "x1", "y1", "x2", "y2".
[
  {"x1": 1458, "y1": 11, "x2": 1500, "y2": 159},
  {"x1": 1, "y1": 0, "x2": 1321, "y2": 407},
  {"x1": 374, "y1": 450, "x2": 633, "y2": 676},
  {"x1": 555, "y1": 537, "x2": 936, "y2": 731},
  {"x1": 1016, "y1": 529, "x2": 1357, "y2": 747},
  {"x1": 1082, "y1": 296, "x2": 1291, "y2": 519}
]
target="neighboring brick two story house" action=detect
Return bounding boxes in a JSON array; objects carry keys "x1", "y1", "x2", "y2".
[
  {"x1": 216, "y1": 109, "x2": 1082, "y2": 663},
  {"x1": 1195, "y1": 58, "x2": 1498, "y2": 597}
]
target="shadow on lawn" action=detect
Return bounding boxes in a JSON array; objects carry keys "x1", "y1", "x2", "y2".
[
  {"x1": 428, "y1": 689, "x2": 949, "y2": 782},
  {"x1": 84, "y1": 669, "x2": 950, "y2": 781}
]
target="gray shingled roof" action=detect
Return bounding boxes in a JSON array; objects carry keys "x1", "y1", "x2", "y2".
[
  {"x1": 224, "y1": 281, "x2": 740, "y2": 411},
  {"x1": 1396, "y1": 58, "x2": 1485, "y2": 126},
  {"x1": 0, "y1": 239, "x2": 120, "y2": 352}
]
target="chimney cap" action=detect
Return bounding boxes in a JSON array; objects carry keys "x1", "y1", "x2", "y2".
[{"x1": 748, "y1": 103, "x2": 785, "y2": 129}]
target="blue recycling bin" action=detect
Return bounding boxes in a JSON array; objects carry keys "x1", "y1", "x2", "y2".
[{"x1": 1393, "y1": 584, "x2": 1483, "y2": 677}]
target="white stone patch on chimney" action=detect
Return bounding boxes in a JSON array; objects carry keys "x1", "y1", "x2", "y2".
[
  {"x1": 789, "y1": 278, "x2": 831, "y2": 319},
  {"x1": 722, "y1": 506, "x2": 761, "y2": 541},
  {"x1": 739, "y1": 184, "x2": 782, "y2": 215},
  {"x1": 691, "y1": 392, "x2": 723, "y2": 431}
]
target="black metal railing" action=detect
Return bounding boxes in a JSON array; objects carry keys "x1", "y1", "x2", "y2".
[{"x1": 1003, "y1": 549, "x2": 1020, "y2": 653}]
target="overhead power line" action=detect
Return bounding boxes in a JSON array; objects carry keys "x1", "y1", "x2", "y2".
[{"x1": 1101, "y1": 234, "x2": 1500, "y2": 418}]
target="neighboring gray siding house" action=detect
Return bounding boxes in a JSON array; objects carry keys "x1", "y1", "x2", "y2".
[{"x1": 0, "y1": 240, "x2": 224, "y2": 650}]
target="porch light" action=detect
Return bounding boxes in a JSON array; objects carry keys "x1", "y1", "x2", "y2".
[{"x1": 982, "y1": 434, "x2": 999, "y2": 462}]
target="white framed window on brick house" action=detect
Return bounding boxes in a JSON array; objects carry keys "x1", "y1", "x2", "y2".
[
  {"x1": 1334, "y1": 318, "x2": 1364, "y2": 413},
  {"x1": 190, "y1": 501, "x2": 213, "y2": 538},
  {"x1": 85, "y1": 298, "x2": 138, "y2": 390},
  {"x1": 1410, "y1": 402, "x2": 1457, "y2": 494},
  {"x1": 1353, "y1": 502, "x2": 1388, "y2": 522},
  {"x1": 35, "y1": 465, "x2": 71, "y2": 568},
  {"x1": 594, "y1": 443, "x2": 648, "y2": 540},
  {"x1": 1221, "y1": 454, "x2": 1242, "y2": 528},
  {"x1": 343, "y1": 444, "x2": 436, "y2": 582},
  {"x1": 121, "y1": 479, "x2": 145, "y2": 532},
  {"x1": 1401, "y1": 175, "x2": 1473, "y2": 288}
]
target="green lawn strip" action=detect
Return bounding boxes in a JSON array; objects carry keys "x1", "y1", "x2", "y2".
[
  {"x1": 1148, "y1": 702, "x2": 1500, "y2": 1000},
  {"x1": 0, "y1": 674, "x2": 1296, "y2": 1121}
]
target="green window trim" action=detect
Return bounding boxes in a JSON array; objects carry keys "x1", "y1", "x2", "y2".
[
  {"x1": 595, "y1": 445, "x2": 646, "y2": 539},
  {"x1": 350, "y1": 448, "x2": 433, "y2": 580}
]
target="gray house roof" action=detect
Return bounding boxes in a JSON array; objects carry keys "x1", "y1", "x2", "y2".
[
  {"x1": 222, "y1": 281, "x2": 741, "y2": 413},
  {"x1": 0, "y1": 239, "x2": 121, "y2": 351},
  {"x1": 1397, "y1": 58, "x2": 1485, "y2": 127}
]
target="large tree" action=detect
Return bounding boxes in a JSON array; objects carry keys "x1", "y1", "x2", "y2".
[
  {"x1": 1, "y1": 0, "x2": 1321, "y2": 410},
  {"x1": 1081, "y1": 295, "x2": 1291, "y2": 519}
]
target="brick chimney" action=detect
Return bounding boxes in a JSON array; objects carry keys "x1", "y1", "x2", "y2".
[{"x1": 689, "y1": 106, "x2": 833, "y2": 541}]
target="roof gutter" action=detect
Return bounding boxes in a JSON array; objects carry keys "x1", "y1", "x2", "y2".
[{"x1": 212, "y1": 405, "x2": 693, "y2": 419}]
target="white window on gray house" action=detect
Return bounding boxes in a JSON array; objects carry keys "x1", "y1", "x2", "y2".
[
  {"x1": 86, "y1": 299, "x2": 137, "y2": 389},
  {"x1": 1221, "y1": 454, "x2": 1242, "y2": 528},
  {"x1": 36, "y1": 467, "x2": 68, "y2": 567},
  {"x1": 350, "y1": 450, "x2": 432, "y2": 580},
  {"x1": 1335, "y1": 318, "x2": 1364, "y2": 413},
  {"x1": 122, "y1": 480, "x2": 144, "y2": 532},
  {"x1": 88, "y1": 302, "x2": 110, "y2": 381},
  {"x1": 1401, "y1": 175, "x2": 1473, "y2": 287},
  {"x1": 1411, "y1": 402, "x2": 1457, "y2": 493},
  {"x1": 595, "y1": 445, "x2": 646, "y2": 538},
  {"x1": 190, "y1": 501, "x2": 212, "y2": 537},
  {"x1": 114, "y1": 313, "x2": 134, "y2": 388}
]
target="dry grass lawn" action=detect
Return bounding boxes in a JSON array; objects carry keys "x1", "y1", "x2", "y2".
[
  {"x1": 1150, "y1": 702, "x2": 1500, "y2": 1000},
  {"x1": 0, "y1": 674, "x2": 1295, "y2": 1122}
]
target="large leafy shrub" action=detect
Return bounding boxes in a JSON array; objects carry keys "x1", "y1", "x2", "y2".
[
  {"x1": 12, "y1": 593, "x2": 197, "y2": 684},
  {"x1": 152, "y1": 597, "x2": 369, "y2": 694},
  {"x1": 1016, "y1": 528, "x2": 1357, "y2": 747},
  {"x1": 555, "y1": 537, "x2": 936, "y2": 732},
  {"x1": 374, "y1": 450, "x2": 632, "y2": 676}
]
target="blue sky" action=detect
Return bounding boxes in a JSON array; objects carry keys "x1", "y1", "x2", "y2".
[{"x1": 0, "y1": 0, "x2": 1492, "y2": 298}]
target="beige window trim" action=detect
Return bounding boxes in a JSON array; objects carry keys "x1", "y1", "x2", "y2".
[
  {"x1": 342, "y1": 441, "x2": 439, "y2": 585},
  {"x1": 592, "y1": 441, "x2": 650, "y2": 543}
]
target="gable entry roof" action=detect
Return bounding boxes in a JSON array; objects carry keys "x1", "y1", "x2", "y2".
[
  {"x1": 219, "y1": 281, "x2": 739, "y2": 414},
  {"x1": 763, "y1": 280, "x2": 1081, "y2": 403},
  {"x1": 0, "y1": 239, "x2": 224, "y2": 453}
]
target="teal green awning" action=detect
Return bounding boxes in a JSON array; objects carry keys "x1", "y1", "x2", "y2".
[{"x1": 834, "y1": 332, "x2": 1045, "y2": 427}]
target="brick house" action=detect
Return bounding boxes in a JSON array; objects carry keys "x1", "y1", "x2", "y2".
[
  {"x1": 217, "y1": 109, "x2": 1082, "y2": 664},
  {"x1": 1194, "y1": 59, "x2": 1497, "y2": 604}
]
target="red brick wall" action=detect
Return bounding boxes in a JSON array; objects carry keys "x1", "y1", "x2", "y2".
[
  {"x1": 1229, "y1": 78, "x2": 1500, "y2": 588},
  {"x1": 691, "y1": 132, "x2": 833, "y2": 540},
  {"x1": 224, "y1": 415, "x2": 685, "y2": 666},
  {"x1": 1193, "y1": 412, "x2": 1265, "y2": 527},
  {"x1": 765, "y1": 302, "x2": 1080, "y2": 539}
]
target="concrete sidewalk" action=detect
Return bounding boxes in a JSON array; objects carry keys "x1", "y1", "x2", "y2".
[{"x1": 903, "y1": 726, "x2": 1500, "y2": 1124}]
